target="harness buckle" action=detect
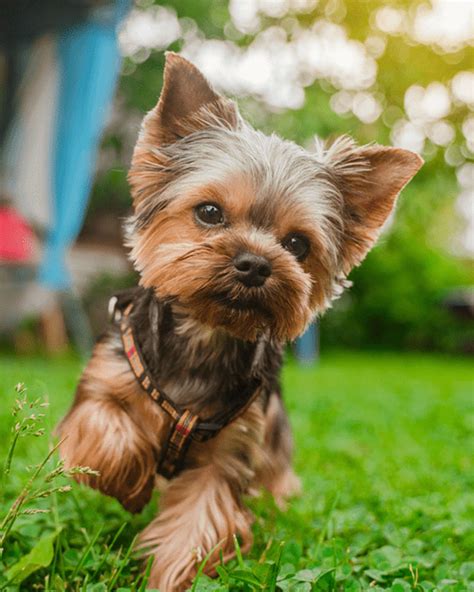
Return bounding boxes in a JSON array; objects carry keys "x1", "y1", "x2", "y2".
[{"x1": 158, "y1": 410, "x2": 200, "y2": 479}]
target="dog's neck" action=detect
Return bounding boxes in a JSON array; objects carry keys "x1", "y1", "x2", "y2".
[
  {"x1": 171, "y1": 302, "x2": 234, "y2": 352},
  {"x1": 127, "y1": 287, "x2": 282, "y2": 416}
]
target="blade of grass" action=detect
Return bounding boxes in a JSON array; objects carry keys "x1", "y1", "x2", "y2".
[
  {"x1": 137, "y1": 554, "x2": 154, "y2": 592},
  {"x1": 265, "y1": 541, "x2": 284, "y2": 591},
  {"x1": 233, "y1": 534, "x2": 244, "y2": 569},
  {"x1": 70, "y1": 525, "x2": 103, "y2": 581},
  {"x1": 91, "y1": 522, "x2": 127, "y2": 582},
  {"x1": 258, "y1": 536, "x2": 274, "y2": 564},
  {"x1": 108, "y1": 535, "x2": 137, "y2": 589},
  {"x1": 315, "y1": 492, "x2": 339, "y2": 556},
  {"x1": 0, "y1": 439, "x2": 63, "y2": 547},
  {"x1": 191, "y1": 539, "x2": 225, "y2": 592}
]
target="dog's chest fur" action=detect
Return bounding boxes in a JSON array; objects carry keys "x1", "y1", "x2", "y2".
[{"x1": 110, "y1": 288, "x2": 284, "y2": 417}]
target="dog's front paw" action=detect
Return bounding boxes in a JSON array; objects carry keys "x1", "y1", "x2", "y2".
[
  {"x1": 58, "y1": 398, "x2": 157, "y2": 513},
  {"x1": 136, "y1": 467, "x2": 253, "y2": 591}
]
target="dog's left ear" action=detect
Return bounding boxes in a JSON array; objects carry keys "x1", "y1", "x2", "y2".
[
  {"x1": 129, "y1": 52, "x2": 240, "y2": 207},
  {"x1": 327, "y1": 141, "x2": 423, "y2": 273},
  {"x1": 143, "y1": 52, "x2": 239, "y2": 145}
]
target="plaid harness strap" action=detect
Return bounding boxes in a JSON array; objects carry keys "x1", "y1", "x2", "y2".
[{"x1": 116, "y1": 300, "x2": 262, "y2": 479}]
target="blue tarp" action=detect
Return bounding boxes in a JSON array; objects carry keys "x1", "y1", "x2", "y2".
[{"x1": 39, "y1": 0, "x2": 129, "y2": 289}]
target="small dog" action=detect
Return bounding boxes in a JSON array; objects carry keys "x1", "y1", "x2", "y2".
[{"x1": 58, "y1": 52, "x2": 422, "y2": 590}]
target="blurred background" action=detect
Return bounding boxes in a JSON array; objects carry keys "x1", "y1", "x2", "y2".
[{"x1": 0, "y1": 0, "x2": 473, "y2": 358}]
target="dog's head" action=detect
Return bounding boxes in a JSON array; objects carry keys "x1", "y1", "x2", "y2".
[{"x1": 126, "y1": 52, "x2": 422, "y2": 341}]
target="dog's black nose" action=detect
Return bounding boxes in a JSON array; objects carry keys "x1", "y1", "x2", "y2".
[{"x1": 233, "y1": 252, "x2": 272, "y2": 287}]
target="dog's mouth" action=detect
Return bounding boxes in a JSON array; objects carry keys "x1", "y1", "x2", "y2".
[{"x1": 212, "y1": 291, "x2": 273, "y2": 319}]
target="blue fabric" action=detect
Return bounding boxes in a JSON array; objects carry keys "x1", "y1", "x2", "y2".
[
  {"x1": 295, "y1": 323, "x2": 319, "y2": 364},
  {"x1": 39, "y1": 0, "x2": 129, "y2": 289}
]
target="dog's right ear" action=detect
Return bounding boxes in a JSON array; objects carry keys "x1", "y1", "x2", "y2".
[
  {"x1": 322, "y1": 138, "x2": 423, "y2": 274},
  {"x1": 143, "y1": 52, "x2": 239, "y2": 145}
]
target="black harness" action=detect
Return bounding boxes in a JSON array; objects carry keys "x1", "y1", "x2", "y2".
[{"x1": 109, "y1": 293, "x2": 264, "y2": 479}]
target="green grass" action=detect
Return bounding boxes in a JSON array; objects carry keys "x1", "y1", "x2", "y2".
[{"x1": 0, "y1": 352, "x2": 473, "y2": 591}]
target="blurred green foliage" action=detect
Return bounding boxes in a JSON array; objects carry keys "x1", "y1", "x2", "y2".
[{"x1": 90, "y1": 0, "x2": 473, "y2": 352}]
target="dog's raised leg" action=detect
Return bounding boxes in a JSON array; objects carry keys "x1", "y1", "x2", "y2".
[{"x1": 57, "y1": 340, "x2": 161, "y2": 513}]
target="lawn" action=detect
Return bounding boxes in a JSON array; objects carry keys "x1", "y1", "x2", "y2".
[{"x1": 0, "y1": 352, "x2": 473, "y2": 591}]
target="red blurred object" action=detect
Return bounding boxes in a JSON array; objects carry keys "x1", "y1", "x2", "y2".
[{"x1": 0, "y1": 205, "x2": 36, "y2": 263}]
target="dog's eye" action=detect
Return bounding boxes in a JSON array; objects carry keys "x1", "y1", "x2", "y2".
[
  {"x1": 282, "y1": 233, "x2": 310, "y2": 261},
  {"x1": 194, "y1": 203, "x2": 224, "y2": 226}
]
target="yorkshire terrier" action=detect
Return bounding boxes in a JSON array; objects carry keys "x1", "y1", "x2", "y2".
[{"x1": 58, "y1": 52, "x2": 422, "y2": 590}]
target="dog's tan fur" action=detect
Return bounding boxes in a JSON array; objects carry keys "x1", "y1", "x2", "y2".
[
  {"x1": 59, "y1": 53, "x2": 422, "y2": 590},
  {"x1": 59, "y1": 340, "x2": 288, "y2": 589}
]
